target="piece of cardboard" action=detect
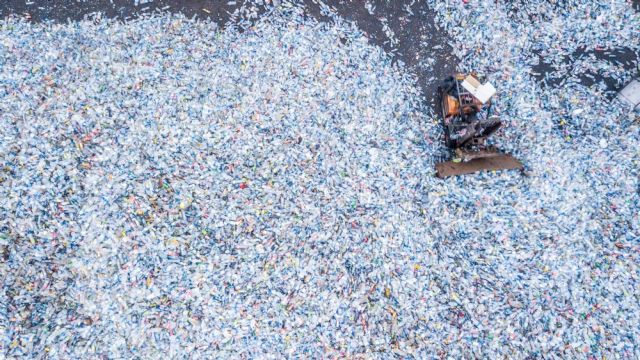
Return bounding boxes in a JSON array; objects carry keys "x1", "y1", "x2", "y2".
[
  {"x1": 618, "y1": 79, "x2": 640, "y2": 108},
  {"x1": 461, "y1": 75, "x2": 496, "y2": 104}
]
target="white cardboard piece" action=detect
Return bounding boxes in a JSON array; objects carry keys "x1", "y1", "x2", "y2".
[
  {"x1": 461, "y1": 75, "x2": 496, "y2": 104},
  {"x1": 618, "y1": 78, "x2": 640, "y2": 109}
]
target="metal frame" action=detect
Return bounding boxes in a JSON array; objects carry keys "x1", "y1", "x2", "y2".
[{"x1": 435, "y1": 74, "x2": 523, "y2": 178}]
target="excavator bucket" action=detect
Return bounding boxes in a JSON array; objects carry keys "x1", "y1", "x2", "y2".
[{"x1": 435, "y1": 154, "x2": 523, "y2": 178}]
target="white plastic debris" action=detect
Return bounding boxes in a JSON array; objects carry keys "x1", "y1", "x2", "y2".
[{"x1": 1, "y1": 1, "x2": 639, "y2": 359}]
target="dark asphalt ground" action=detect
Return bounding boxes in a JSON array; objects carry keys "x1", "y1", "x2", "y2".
[{"x1": 1, "y1": 1, "x2": 638, "y2": 103}]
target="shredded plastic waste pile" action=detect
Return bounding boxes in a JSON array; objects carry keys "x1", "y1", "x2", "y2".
[{"x1": 1, "y1": 1, "x2": 639, "y2": 358}]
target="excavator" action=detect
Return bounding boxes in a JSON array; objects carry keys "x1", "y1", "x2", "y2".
[{"x1": 435, "y1": 73, "x2": 523, "y2": 178}]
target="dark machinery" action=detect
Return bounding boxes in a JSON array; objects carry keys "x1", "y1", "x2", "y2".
[{"x1": 435, "y1": 73, "x2": 523, "y2": 178}]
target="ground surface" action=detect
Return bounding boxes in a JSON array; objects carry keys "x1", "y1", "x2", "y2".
[
  {"x1": 0, "y1": 0, "x2": 458, "y2": 105},
  {"x1": 3, "y1": 0, "x2": 638, "y2": 104}
]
